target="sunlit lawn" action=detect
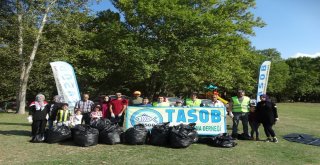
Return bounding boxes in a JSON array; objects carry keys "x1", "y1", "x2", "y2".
[{"x1": 0, "y1": 103, "x2": 319, "y2": 165}]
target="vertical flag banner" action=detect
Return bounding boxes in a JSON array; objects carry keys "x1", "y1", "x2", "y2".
[
  {"x1": 256, "y1": 61, "x2": 271, "y2": 102},
  {"x1": 50, "y1": 61, "x2": 81, "y2": 110}
]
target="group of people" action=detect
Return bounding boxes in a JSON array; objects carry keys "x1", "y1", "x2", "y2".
[
  {"x1": 28, "y1": 89, "x2": 279, "y2": 143},
  {"x1": 228, "y1": 90, "x2": 279, "y2": 143}
]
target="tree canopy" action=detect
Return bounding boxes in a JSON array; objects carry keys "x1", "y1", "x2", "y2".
[{"x1": 0, "y1": 0, "x2": 319, "y2": 112}]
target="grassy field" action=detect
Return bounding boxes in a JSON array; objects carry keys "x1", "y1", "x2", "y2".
[{"x1": 0, "y1": 103, "x2": 319, "y2": 165}]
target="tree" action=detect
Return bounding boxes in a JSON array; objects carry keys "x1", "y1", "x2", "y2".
[
  {"x1": 105, "y1": 0, "x2": 265, "y2": 97},
  {"x1": 255, "y1": 48, "x2": 290, "y2": 101},
  {"x1": 1, "y1": 0, "x2": 92, "y2": 114}
]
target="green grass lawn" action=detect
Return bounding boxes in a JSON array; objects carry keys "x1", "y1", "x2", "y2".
[{"x1": 0, "y1": 103, "x2": 319, "y2": 165}]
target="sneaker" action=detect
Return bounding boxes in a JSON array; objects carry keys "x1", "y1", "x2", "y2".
[
  {"x1": 272, "y1": 137, "x2": 278, "y2": 143},
  {"x1": 265, "y1": 137, "x2": 271, "y2": 142}
]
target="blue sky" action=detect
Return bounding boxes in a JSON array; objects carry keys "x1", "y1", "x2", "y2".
[{"x1": 90, "y1": 0, "x2": 320, "y2": 59}]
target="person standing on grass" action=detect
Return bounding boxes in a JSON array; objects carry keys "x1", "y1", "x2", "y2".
[
  {"x1": 74, "y1": 93, "x2": 95, "y2": 125},
  {"x1": 256, "y1": 94, "x2": 279, "y2": 143},
  {"x1": 228, "y1": 89, "x2": 251, "y2": 139},
  {"x1": 185, "y1": 92, "x2": 202, "y2": 107},
  {"x1": 46, "y1": 95, "x2": 64, "y2": 129},
  {"x1": 249, "y1": 99, "x2": 260, "y2": 140},
  {"x1": 100, "y1": 95, "x2": 110, "y2": 119},
  {"x1": 109, "y1": 92, "x2": 128, "y2": 127},
  {"x1": 28, "y1": 93, "x2": 48, "y2": 142}
]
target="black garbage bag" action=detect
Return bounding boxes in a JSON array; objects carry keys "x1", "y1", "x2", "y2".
[
  {"x1": 169, "y1": 123, "x2": 198, "y2": 148},
  {"x1": 150, "y1": 122, "x2": 170, "y2": 146},
  {"x1": 124, "y1": 124, "x2": 148, "y2": 145},
  {"x1": 90, "y1": 119, "x2": 111, "y2": 131},
  {"x1": 73, "y1": 125, "x2": 99, "y2": 147},
  {"x1": 210, "y1": 133, "x2": 237, "y2": 148},
  {"x1": 45, "y1": 126, "x2": 72, "y2": 143},
  {"x1": 99, "y1": 124, "x2": 123, "y2": 145},
  {"x1": 283, "y1": 133, "x2": 320, "y2": 146}
]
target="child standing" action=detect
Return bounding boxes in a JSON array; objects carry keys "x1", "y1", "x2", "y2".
[
  {"x1": 90, "y1": 105, "x2": 103, "y2": 124},
  {"x1": 71, "y1": 109, "x2": 83, "y2": 126},
  {"x1": 56, "y1": 103, "x2": 71, "y2": 126}
]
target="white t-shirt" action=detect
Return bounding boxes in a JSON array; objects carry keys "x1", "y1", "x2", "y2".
[{"x1": 72, "y1": 114, "x2": 83, "y2": 126}]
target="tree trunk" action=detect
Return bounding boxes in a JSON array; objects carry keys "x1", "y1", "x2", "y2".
[{"x1": 16, "y1": 0, "x2": 57, "y2": 114}]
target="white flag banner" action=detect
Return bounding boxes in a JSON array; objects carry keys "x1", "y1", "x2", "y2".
[
  {"x1": 50, "y1": 61, "x2": 81, "y2": 110},
  {"x1": 256, "y1": 61, "x2": 271, "y2": 102}
]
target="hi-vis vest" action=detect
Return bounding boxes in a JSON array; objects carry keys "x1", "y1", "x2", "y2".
[
  {"x1": 231, "y1": 96, "x2": 250, "y2": 112},
  {"x1": 185, "y1": 98, "x2": 202, "y2": 107},
  {"x1": 57, "y1": 109, "x2": 69, "y2": 122}
]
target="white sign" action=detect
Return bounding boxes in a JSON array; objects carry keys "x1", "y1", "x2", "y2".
[
  {"x1": 256, "y1": 61, "x2": 271, "y2": 102},
  {"x1": 126, "y1": 106, "x2": 226, "y2": 136},
  {"x1": 50, "y1": 61, "x2": 81, "y2": 111}
]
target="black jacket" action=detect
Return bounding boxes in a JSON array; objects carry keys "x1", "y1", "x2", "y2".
[
  {"x1": 256, "y1": 101, "x2": 278, "y2": 125},
  {"x1": 45, "y1": 102, "x2": 63, "y2": 120},
  {"x1": 29, "y1": 104, "x2": 49, "y2": 121}
]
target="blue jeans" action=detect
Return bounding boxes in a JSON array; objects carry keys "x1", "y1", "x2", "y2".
[{"x1": 232, "y1": 112, "x2": 249, "y2": 136}]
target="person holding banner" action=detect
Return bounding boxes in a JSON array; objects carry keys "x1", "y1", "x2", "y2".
[
  {"x1": 74, "y1": 93, "x2": 95, "y2": 125},
  {"x1": 185, "y1": 92, "x2": 202, "y2": 107},
  {"x1": 208, "y1": 94, "x2": 225, "y2": 107},
  {"x1": 153, "y1": 96, "x2": 170, "y2": 107},
  {"x1": 256, "y1": 94, "x2": 279, "y2": 143},
  {"x1": 130, "y1": 91, "x2": 143, "y2": 106},
  {"x1": 139, "y1": 97, "x2": 152, "y2": 107},
  {"x1": 109, "y1": 92, "x2": 128, "y2": 127},
  {"x1": 228, "y1": 89, "x2": 251, "y2": 139}
]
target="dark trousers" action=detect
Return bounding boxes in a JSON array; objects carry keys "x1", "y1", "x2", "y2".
[
  {"x1": 82, "y1": 112, "x2": 91, "y2": 125},
  {"x1": 109, "y1": 114, "x2": 125, "y2": 127},
  {"x1": 262, "y1": 122, "x2": 276, "y2": 137},
  {"x1": 232, "y1": 112, "x2": 249, "y2": 136},
  {"x1": 31, "y1": 120, "x2": 47, "y2": 136},
  {"x1": 249, "y1": 121, "x2": 260, "y2": 138}
]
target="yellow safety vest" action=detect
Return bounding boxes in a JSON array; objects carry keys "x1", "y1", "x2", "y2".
[
  {"x1": 231, "y1": 96, "x2": 250, "y2": 112},
  {"x1": 57, "y1": 109, "x2": 69, "y2": 122},
  {"x1": 185, "y1": 98, "x2": 202, "y2": 107}
]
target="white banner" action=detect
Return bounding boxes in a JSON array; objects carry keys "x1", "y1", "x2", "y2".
[
  {"x1": 126, "y1": 106, "x2": 227, "y2": 136},
  {"x1": 256, "y1": 61, "x2": 271, "y2": 102},
  {"x1": 50, "y1": 61, "x2": 81, "y2": 111}
]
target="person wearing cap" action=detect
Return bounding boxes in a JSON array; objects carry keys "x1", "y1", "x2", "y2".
[
  {"x1": 228, "y1": 89, "x2": 251, "y2": 139},
  {"x1": 185, "y1": 92, "x2": 202, "y2": 107},
  {"x1": 256, "y1": 94, "x2": 279, "y2": 143},
  {"x1": 130, "y1": 91, "x2": 143, "y2": 106},
  {"x1": 56, "y1": 103, "x2": 71, "y2": 126}
]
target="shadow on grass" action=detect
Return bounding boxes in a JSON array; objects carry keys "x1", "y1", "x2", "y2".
[
  {"x1": 0, "y1": 122, "x2": 30, "y2": 126},
  {"x1": 0, "y1": 130, "x2": 30, "y2": 136},
  {"x1": 58, "y1": 139, "x2": 78, "y2": 146}
]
